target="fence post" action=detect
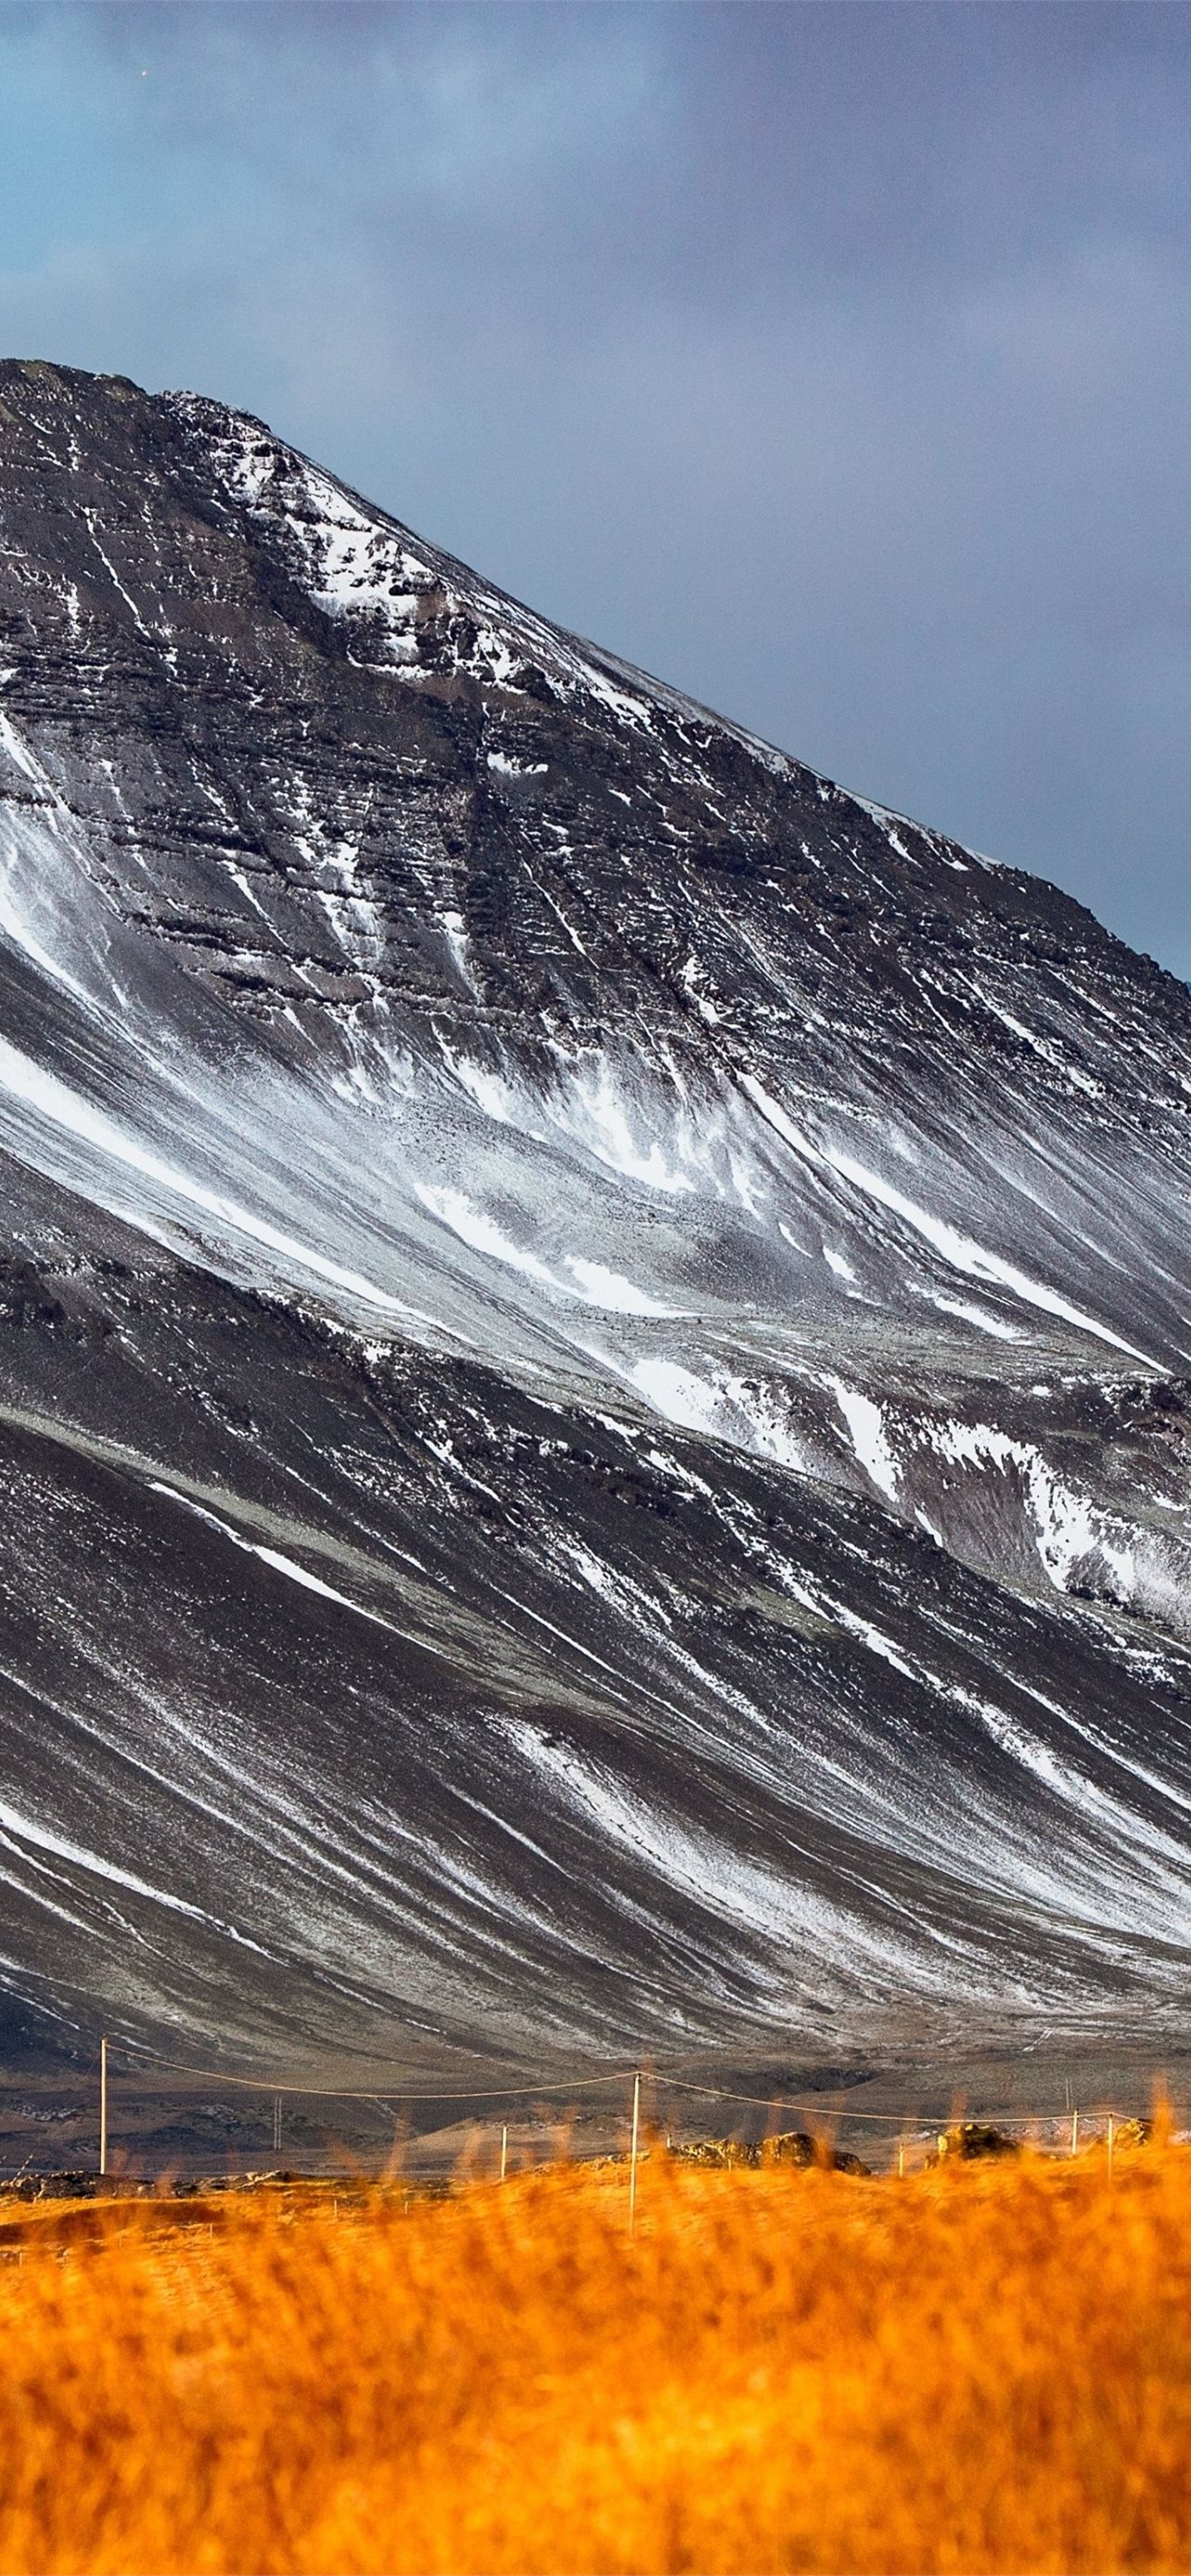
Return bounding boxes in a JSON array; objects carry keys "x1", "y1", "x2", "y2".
[
  {"x1": 897, "y1": 2139, "x2": 904, "y2": 2178},
  {"x1": 629, "y1": 2071, "x2": 641, "y2": 2238},
  {"x1": 500, "y1": 2123, "x2": 507, "y2": 2182},
  {"x1": 1070, "y1": 2107, "x2": 1079, "y2": 2156},
  {"x1": 99, "y1": 2036, "x2": 108, "y2": 2180}
]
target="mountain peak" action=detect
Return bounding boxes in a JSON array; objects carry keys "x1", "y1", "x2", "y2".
[{"x1": 0, "y1": 371, "x2": 1188, "y2": 2087}]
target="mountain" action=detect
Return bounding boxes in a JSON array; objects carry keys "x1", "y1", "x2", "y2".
[{"x1": 0, "y1": 355, "x2": 1189, "y2": 2094}]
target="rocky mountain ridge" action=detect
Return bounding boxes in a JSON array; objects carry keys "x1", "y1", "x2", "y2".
[{"x1": 0, "y1": 356, "x2": 1188, "y2": 2082}]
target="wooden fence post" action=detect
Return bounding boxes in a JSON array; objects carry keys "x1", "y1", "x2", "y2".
[{"x1": 629, "y1": 2072, "x2": 641, "y2": 2238}]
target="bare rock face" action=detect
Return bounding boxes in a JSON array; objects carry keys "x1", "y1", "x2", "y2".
[{"x1": 0, "y1": 356, "x2": 1190, "y2": 2085}]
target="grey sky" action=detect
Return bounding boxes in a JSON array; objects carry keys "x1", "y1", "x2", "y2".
[{"x1": 2, "y1": 2, "x2": 1189, "y2": 976}]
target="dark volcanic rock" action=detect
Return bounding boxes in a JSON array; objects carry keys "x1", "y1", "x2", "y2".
[
  {"x1": 671, "y1": 2134, "x2": 870, "y2": 2175},
  {"x1": 0, "y1": 357, "x2": 1189, "y2": 2086},
  {"x1": 929, "y1": 2124, "x2": 1021, "y2": 2163}
]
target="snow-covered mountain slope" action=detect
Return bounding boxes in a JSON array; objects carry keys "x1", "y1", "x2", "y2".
[{"x1": 0, "y1": 355, "x2": 1189, "y2": 2079}]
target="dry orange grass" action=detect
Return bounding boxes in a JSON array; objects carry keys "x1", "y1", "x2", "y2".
[{"x1": 1, "y1": 2140, "x2": 1190, "y2": 2574}]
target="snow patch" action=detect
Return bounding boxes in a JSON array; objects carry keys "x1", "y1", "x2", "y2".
[
  {"x1": 829, "y1": 1379, "x2": 900, "y2": 1502},
  {"x1": 413, "y1": 1185, "x2": 681, "y2": 1314},
  {"x1": 149, "y1": 1484, "x2": 395, "y2": 1631},
  {"x1": 738, "y1": 1071, "x2": 1157, "y2": 1364}
]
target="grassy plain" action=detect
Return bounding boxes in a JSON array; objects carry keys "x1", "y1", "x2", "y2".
[{"x1": 0, "y1": 2140, "x2": 1189, "y2": 2574}]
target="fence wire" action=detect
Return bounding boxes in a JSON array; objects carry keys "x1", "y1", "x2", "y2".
[{"x1": 69, "y1": 2039, "x2": 1160, "y2": 2137}]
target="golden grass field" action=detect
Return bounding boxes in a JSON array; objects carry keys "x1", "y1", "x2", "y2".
[{"x1": 1, "y1": 2135, "x2": 1190, "y2": 2575}]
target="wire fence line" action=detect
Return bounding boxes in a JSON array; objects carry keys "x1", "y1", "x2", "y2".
[
  {"x1": 7, "y1": 2036, "x2": 1166, "y2": 2147},
  {"x1": 654, "y1": 2078, "x2": 1081, "y2": 2131},
  {"x1": 106, "y1": 2042, "x2": 644, "y2": 2105},
  {"x1": 122, "y1": 2043, "x2": 1169, "y2": 2134}
]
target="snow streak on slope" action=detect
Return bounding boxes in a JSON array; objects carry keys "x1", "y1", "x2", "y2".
[{"x1": 0, "y1": 357, "x2": 1188, "y2": 2077}]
